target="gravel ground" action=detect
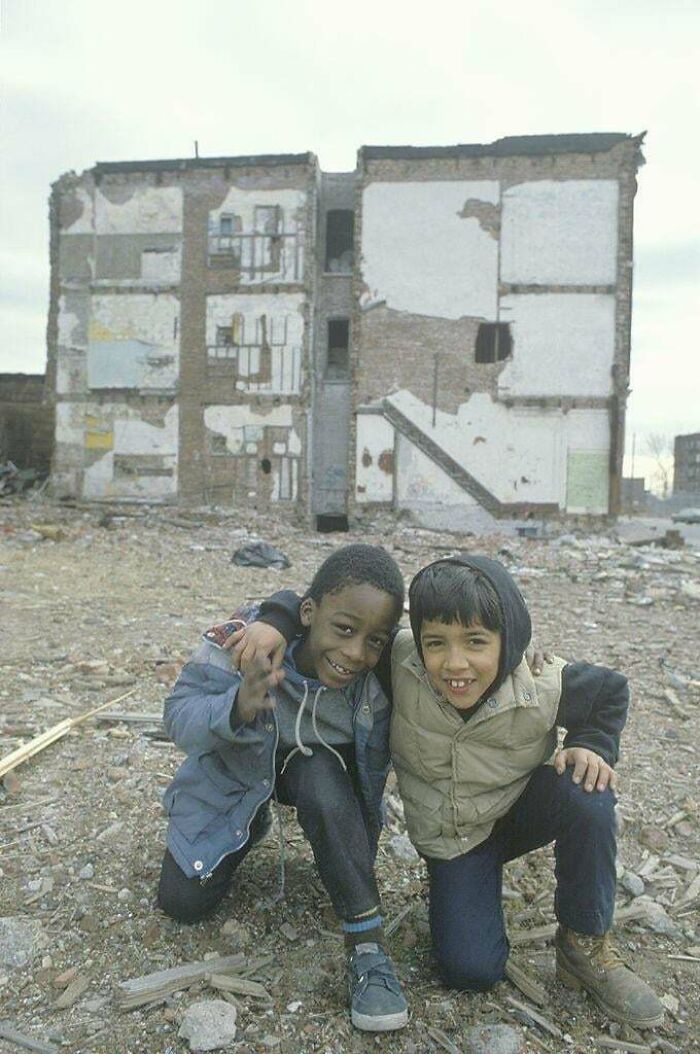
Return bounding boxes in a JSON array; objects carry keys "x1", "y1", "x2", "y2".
[{"x1": 1, "y1": 499, "x2": 698, "y2": 1054}]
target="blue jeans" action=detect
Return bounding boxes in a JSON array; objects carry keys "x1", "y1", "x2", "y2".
[
  {"x1": 425, "y1": 765, "x2": 617, "y2": 990},
  {"x1": 158, "y1": 745, "x2": 379, "y2": 923}
]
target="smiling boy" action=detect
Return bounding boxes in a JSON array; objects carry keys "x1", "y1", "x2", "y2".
[{"x1": 390, "y1": 555, "x2": 664, "y2": 1030}]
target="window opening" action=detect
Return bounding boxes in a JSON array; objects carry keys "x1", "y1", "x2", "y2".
[
  {"x1": 260, "y1": 458, "x2": 272, "y2": 475},
  {"x1": 475, "y1": 322, "x2": 512, "y2": 364},
  {"x1": 326, "y1": 318, "x2": 350, "y2": 379},
  {"x1": 316, "y1": 514, "x2": 349, "y2": 533},
  {"x1": 325, "y1": 210, "x2": 354, "y2": 272}
]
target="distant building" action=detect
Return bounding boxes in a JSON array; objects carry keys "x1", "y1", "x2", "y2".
[
  {"x1": 621, "y1": 476, "x2": 648, "y2": 511},
  {"x1": 674, "y1": 432, "x2": 700, "y2": 496},
  {"x1": 47, "y1": 132, "x2": 644, "y2": 524},
  {"x1": 0, "y1": 373, "x2": 53, "y2": 471}
]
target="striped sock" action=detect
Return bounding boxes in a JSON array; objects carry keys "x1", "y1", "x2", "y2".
[{"x1": 343, "y1": 907, "x2": 384, "y2": 950}]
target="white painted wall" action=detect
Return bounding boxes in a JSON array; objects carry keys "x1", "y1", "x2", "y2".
[
  {"x1": 87, "y1": 293, "x2": 179, "y2": 390},
  {"x1": 206, "y1": 292, "x2": 304, "y2": 394},
  {"x1": 141, "y1": 248, "x2": 181, "y2": 281},
  {"x1": 498, "y1": 293, "x2": 616, "y2": 397},
  {"x1": 501, "y1": 180, "x2": 619, "y2": 285},
  {"x1": 208, "y1": 187, "x2": 306, "y2": 285},
  {"x1": 62, "y1": 184, "x2": 94, "y2": 233},
  {"x1": 94, "y1": 185, "x2": 183, "y2": 234},
  {"x1": 204, "y1": 404, "x2": 299, "y2": 456},
  {"x1": 57, "y1": 296, "x2": 84, "y2": 349},
  {"x1": 396, "y1": 438, "x2": 478, "y2": 507},
  {"x1": 385, "y1": 389, "x2": 609, "y2": 511},
  {"x1": 355, "y1": 413, "x2": 394, "y2": 503},
  {"x1": 361, "y1": 181, "x2": 499, "y2": 320}
]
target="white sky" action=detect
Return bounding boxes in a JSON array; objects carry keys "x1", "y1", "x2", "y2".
[{"x1": 1, "y1": 0, "x2": 698, "y2": 484}]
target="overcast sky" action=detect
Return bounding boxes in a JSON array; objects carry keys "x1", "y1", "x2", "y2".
[{"x1": 1, "y1": 0, "x2": 698, "y2": 482}]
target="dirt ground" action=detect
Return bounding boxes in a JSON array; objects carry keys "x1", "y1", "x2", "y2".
[{"x1": 1, "y1": 499, "x2": 698, "y2": 1054}]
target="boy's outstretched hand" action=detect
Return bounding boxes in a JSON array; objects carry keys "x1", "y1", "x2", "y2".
[
  {"x1": 224, "y1": 623, "x2": 287, "y2": 673},
  {"x1": 554, "y1": 747, "x2": 617, "y2": 793},
  {"x1": 235, "y1": 652, "x2": 285, "y2": 724}
]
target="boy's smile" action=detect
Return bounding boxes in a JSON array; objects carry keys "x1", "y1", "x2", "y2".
[
  {"x1": 419, "y1": 617, "x2": 501, "y2": 711},
  {"x1": 295, "y1": 583, "x2": 396, "y2": 689}
]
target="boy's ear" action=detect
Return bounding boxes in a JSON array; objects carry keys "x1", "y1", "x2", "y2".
[{"x1": 300, "y1": 597, "x2": 316, "y2": 627}]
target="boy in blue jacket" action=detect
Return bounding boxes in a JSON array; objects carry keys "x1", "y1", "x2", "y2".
[{"x1": 157, "y1": 544, "x2": 409, "y2": 1032}]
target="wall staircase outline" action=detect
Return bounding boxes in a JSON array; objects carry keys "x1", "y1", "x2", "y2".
[{"x1": 381, "y1": 398, "x2": 504, "y2": 517}]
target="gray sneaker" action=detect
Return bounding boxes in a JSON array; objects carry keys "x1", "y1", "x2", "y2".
[{"x1": 347, "y1": 942, "x2": 408, "y2": 1032}]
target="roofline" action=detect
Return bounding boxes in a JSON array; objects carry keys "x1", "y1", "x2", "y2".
[
  {"x1": 359, "y1": 133, "x2": 645, "y2": 162},
  {"x1": 93, "y1": 152, "x2": 316, "y2": 176}
]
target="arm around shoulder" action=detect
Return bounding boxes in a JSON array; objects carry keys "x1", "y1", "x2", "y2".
[{"x1": 558, "y1": 662, "x2": 629, "y2": 766}]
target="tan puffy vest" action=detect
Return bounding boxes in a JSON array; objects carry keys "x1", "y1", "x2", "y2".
[{"x1": 390, "y1": 628, "x2": 566, "y2": 860}]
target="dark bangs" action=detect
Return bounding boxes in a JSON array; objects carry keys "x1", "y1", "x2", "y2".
[{"x1": 409, "y1": 562, "x2": 503, "y2": 638}]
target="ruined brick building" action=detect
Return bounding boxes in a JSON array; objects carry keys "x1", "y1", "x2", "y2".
[{"x1": 47, "y1": 132, "x2": 644, "y2": 527}]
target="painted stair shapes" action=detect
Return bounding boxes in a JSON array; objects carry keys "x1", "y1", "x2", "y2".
[{"x1": 380, "y1": 397, "x2": 502, "y2": 529}]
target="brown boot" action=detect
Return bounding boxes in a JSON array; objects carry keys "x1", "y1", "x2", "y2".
[{"x1": 555, "y1": 926, "x2": 664, "y2": 1029}]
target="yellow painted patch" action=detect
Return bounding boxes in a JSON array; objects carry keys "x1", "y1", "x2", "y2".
[
  {"x1": 85, "y1": 429, "x2": 113, "y2": 451},
  {"x1": 88, "y1": 321, "x2": 115, "y2": 341}
]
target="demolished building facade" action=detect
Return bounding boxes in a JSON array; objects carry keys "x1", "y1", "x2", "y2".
[{"x1": 47, "y1": 133, "x2": 644, "y2": 525}]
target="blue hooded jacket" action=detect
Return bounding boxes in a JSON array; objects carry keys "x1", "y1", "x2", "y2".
[{"x1": 162, "y1": 622, "x2": 392, "y2": 880}]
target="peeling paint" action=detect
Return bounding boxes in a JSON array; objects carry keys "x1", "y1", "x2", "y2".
[
  {"x1": 378, "y1": 449, "x2": 394, "y2": 474},
  {"x1": 94, "y1": 185, "x2": 183, "y2": 235},
  {"x1": 208, "y1": 188, "x2": 305, "y2": 284},
  {"x1": 381, "y1": 389, "x2": 609, "y2": 512},
  {"x1": 458, "y1": 198, "x2": 501, "y2": 238},
  {"x1": 206, "y1": 293, "x2": 303, "y2": 394}
]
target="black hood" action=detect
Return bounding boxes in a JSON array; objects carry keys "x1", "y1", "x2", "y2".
[{"x1": 408, "y1": 554, "x2": 532, "y2": 695}]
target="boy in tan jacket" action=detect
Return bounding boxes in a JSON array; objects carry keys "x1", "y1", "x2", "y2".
[{"x1": 391, "y1": 555, "x2": 662, "y2": 1030}]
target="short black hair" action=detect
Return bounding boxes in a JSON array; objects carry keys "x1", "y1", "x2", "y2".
[
  {"x1": 409, "y1": 562, "x2": 503, "y2": 647},
  {"x1": 306, "y1": 543, "x2": 404, "y2": 623}
]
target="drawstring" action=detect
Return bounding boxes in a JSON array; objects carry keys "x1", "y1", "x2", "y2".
[
  {"x1": 280, "y1": 682, "x2": 349, "y2": 775},
  {"x1": 263, "y1": 679, "x2": 349, "y2": 907},
  {"x1": 309, "y1": 686, "x2": 348, "y2": 773}
]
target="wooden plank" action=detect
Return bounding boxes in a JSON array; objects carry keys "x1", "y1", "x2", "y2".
[
  {"x1": 207, "y1": 973, "x2": 272, "y2": 1001},
  {"x1": 0, "y1": 1021, "x2": 59, "y2": 1053},
  {"x1": 116, "y1": 953, "x2": 246, "y2": 1010},
  {"x1": 509, "y1": 902, "x2": 650, "y2": 946},
  {"x1": 0, "y1": 690, "x2": 137, "y2": 780}
]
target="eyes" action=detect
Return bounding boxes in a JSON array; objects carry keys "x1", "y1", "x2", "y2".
[
  {"x1": 333, "y1": 621, "x2": 387, "y2": 650},
  {"x1": 422, "y1": 635, "x2": 490, "y2": 650}
]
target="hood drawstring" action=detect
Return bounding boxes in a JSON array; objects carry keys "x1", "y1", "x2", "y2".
[
  {"x1": 265, "y1": 680, "x2": 349, "y2": 908},
  {"x1": 280, "y1": 682, "x2": 349, "y2": 776}
]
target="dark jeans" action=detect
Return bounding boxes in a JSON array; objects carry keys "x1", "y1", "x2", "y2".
[
  {"x1": 158, "y1": 745, "x2": 379, "y2": 924},
  {"x1": 426, "y1": 765, "x2": 617, "y2": 991}
]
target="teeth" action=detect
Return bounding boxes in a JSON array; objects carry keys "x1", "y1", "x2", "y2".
[
  {"x1": 329, "y1": 658, "x2": 352, "y2": 675},
  {"x1": 447, "y1": 679, "x2": 471, "y2": 688}
]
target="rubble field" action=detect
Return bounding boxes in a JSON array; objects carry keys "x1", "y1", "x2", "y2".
[{"x1": 0, "y1": 500, "x2": 698, "y2": 1054}]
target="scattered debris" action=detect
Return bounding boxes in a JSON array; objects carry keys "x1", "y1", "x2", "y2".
[
  {"x1": 53, "y1": 973, "x2": 90, "y2": 1010},
  {"x1": 0, "y1": 689, "x2": 138, "y2": 780},
  {"x1": 1, "y1": 501, "x2": 698, "y2": 1050},
  {"x1": 0, "y1": 1021, "x2": 58, "y2": 1054},
  {"x1": 178, "y1": 999, "x2": 237, "y2": 1052},
  {"x1": 116, "y1": 954, "x2": 245, "y2": 1010},
  {"x1": 231, "y1": 541, "x2": 290, "y2": 569}
]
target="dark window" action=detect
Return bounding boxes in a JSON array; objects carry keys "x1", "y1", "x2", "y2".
[
  {"x1": 219, "y1": 215, "x2": 234, "y2": 235},
  {"x1": 475, "y1": 323, "x2": 512, "y2": 363},
  {"x1": 326, "y1": 319, "x2": 349, "y2": 379},
  {"x1": 325, "y1": 210, "x2": 354, "y2": 272},
  {"x1": 260, "y1": 457, "x2": 272, "y2": 475}
]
